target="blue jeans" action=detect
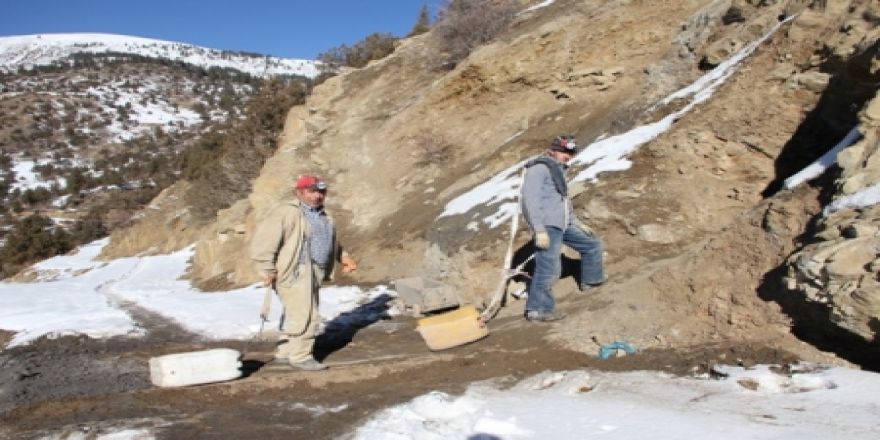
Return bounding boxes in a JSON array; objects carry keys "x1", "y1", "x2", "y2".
[{"x1": 526, "y1": 225, "x2": 604, "y2": 314}]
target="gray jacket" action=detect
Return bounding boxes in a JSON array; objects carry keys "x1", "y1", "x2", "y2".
[{"x1": 520, "y1": 155, "x2": 576, "y2": 233}]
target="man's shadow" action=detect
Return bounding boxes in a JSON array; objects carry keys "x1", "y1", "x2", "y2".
[
  {"x1": 245, "y1": 294, "x2": 394, "y2": 375},
  {"x1": 509, "y1": 243, "x2": 582, "y2": 294},
  {"x1": 313, "y1": 293, "x2": 395, "y2": 362},
  {"x1": 501, "y1": 242, "x2": 581, "y2": 307}
]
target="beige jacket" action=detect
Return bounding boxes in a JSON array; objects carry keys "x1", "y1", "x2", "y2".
[{"x1": 249, "y1": 198, "x2": 346, "y2": 286}]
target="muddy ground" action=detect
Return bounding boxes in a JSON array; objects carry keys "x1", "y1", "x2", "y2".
[{"x1": 1, "y1": 295, "x2": 801, "y2": 440}]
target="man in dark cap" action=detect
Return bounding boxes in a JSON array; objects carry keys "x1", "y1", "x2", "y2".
[{"x1": 520, "y1": 135, "x2": 605, "y2": 322}]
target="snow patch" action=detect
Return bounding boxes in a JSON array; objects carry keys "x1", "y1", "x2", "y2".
[
  {"x1": 0, "y1": 33, "x2": 319, "y2": 78},
  {"x1": 9, "y1": 158, "x2": 66, "y2": 191},
  {"x1": 353, "y1": 366, "x2": 880, "y2": 439},
  {"x1": 522, "y1": 0, "x2": 556, "y2": 14},
  {"x1": 0, "y1": 240, "x2": 396, "y2": 347},
  {"x1": 823, "y1": 182, "x2": 880, "y2": 216},
  {"x1": 784, "y1": 126, "x2": 863, "y2": 189}
]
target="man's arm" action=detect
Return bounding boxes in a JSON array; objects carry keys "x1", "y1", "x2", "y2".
[
  {"x1": 521, "y1": 165, "x2": 548, "y2": 232},
  {"x1": 249, "y1": 208, "x2": 286, "y2": 284}
]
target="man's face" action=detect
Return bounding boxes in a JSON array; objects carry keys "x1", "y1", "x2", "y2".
[
  {"x1": 296, "y1": 187, "x2": 326, "y2": 207},
  {"x1": 549, "y1": 149, "x2": 574, "y2": 164}
]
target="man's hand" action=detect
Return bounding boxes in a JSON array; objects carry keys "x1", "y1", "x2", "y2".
[
  {"x1": 262, "y1": 272, "x2": 276, "y2": 287},
  {"x1": 534, "y1": 231, "x2": 550, "y2": 250},
  {"x1": 341, "y1": 255, "x2": 358, "y2": 273}
]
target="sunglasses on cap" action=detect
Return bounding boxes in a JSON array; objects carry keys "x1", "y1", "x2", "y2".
[{"x1": 306, "y1": 181, "x2": 328, "y2": 191}]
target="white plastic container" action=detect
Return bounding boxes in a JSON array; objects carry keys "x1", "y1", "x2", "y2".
[{"x1": 149, "y1": 348, "x2": 242, "y2": 387}]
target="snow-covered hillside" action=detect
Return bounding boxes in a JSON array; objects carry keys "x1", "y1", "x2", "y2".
[
  {"x1": 0, "y1": 32, "x2": 314, "y2": 275},
  {"x1": 0, "y1": 33, "x2": 320, "y2": 78}
]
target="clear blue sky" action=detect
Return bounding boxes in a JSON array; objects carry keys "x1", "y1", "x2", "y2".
[{"x1": 2, "y1": 1, "x2": 438, "y2": 59}]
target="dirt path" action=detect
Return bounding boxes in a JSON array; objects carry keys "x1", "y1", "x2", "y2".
[{"x1": 0, "y1": 312, "x2": 800, "y2": 440}]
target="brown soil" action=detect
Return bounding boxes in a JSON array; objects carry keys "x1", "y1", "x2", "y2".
[{"x1": 0, "y1": 311, "x2": 800, "y2": 440}]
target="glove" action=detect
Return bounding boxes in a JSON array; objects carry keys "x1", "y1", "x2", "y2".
[
  {"x1": 534, "y1": 231, "x2": 550, "y2": 250},
  {"x1": 341, "y1": 255, "x2": 358, "y2": 273}
]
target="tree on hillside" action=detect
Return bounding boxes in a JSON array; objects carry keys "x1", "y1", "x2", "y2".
[
  {"x1": 317, "y1": 33, "x2": 399, "y2": 71},
  {"x1": 69, "y1": 207, "x2": 107, "y2": 244},
  {"x1": 435, "y1": 0, "x2": 518, "y2": 65},
  {"x1": 183, "y1": 78, "x2": 310, "y2": 220},
  {"x1": 408, "y1": 4, "x2": 432, "y2": 37}
]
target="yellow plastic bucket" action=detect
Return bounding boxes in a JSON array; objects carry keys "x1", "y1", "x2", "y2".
[{"x1": 415, "y1": 305, "x2": 489, "y2": 350}]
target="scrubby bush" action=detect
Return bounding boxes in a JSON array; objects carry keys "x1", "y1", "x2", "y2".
[
  {"x1": 68, "y1": 207, "x2": 107, "y2": 243},
  {"x1": 180, "y1": 131, "x2": 224, "y2": 181},
  {"x1": 318, "y1": 32, "x2": 399, "y2": 71},
  {"x1": 21, "y1": 187, "x2": 53, "y2": 205},
  {"x1": 0, "y1": 214, "x2": 73, "y2": 278},
  {"x1": 0, "y1": 177, "x2": 11, "y2": 199},
  {"x1": 407, "y1": 131, "x2": 456, "y2": 166},
  {"x1": 192, "y1": 101, "x2": 209, "y2": 120},
  {"x1": 0, "y1": 151, "x2": 11, "y2": 169},
  {"x1": 434, "y1": 0, "x2": 519, "y2": 65},
  {"x1": 64, "y1": 167, "x2": 95, "y2": 194}
]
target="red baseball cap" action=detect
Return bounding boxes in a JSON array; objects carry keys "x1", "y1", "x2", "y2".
[{"x1": 295, "y1": 175, "x2": 328, "y2": 191}]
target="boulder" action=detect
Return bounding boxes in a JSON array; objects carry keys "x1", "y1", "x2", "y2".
[
  {"x1": 637, "y1": 224, "x2": 678, "y2": 244},
  {"x1": 824, "y1": 240, "x2": 876, "y2": 277},
  {"x1": 788, "y1": 10, "x2": 825, "y2": 43},
  {"x1": 795, "y1": 71, "x2": 831, "y2": 92}
]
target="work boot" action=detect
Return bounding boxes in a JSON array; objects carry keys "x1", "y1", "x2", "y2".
[
  {"x1": 262, "y1": 357, "x2": 292, "y2": 370},
  {"x1": 525, "y1": 310, "x2": 566, "y2": 322},
  {"x1": 579, "y1": 282, "x2": 603, "y2": 294},
  {"x1": 290, "y1": 357, "x2": 328, "y2": 371}
]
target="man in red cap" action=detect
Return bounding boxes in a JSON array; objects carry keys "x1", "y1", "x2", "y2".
[{"x1": 250, "y1": 175, "x2": 357, "y2": 370}]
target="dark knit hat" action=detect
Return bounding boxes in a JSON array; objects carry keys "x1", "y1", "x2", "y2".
[{"x1": 550, "y1": 135, "x2": 577, "y2": 153}]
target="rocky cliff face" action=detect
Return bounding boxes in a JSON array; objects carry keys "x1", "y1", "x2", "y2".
[
  {"x1": 785, "y1": 93, "x2": 880, "y2": 342},
  {"x1": 187, "y1": 0, "x2": 727, "y2": 288},
  {"x1": 779, "y1": 1, "x2": 880, "y2": 345},
  {"x1": 108, "y1": 0, "x2": 879, "y2": 364}
]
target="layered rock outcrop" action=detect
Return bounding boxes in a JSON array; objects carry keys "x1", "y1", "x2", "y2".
[
  {"x1": 786, "y1": 93, "x2": 880, "y2": 341},
  {"x1": 779, "y1": 0, "x2": 879, "y2": 343}
]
